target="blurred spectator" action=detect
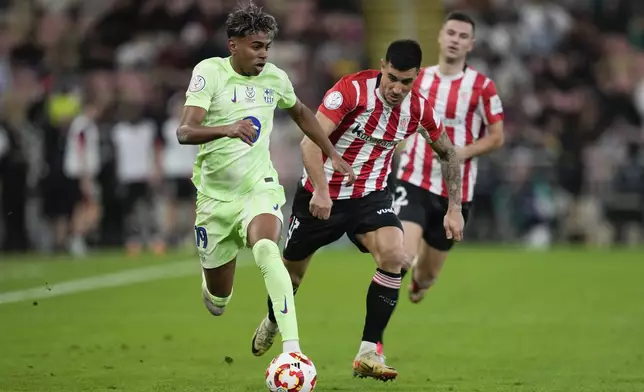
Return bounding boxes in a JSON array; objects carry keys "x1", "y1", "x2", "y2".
[
  {"x1": 450, "y1": 0, "x2": 644, "y2": 247},
  {"x1": 160, "y1": 92, "x2": 198, "y2": 248},
  {"x1": 2, "y1": 0, "x2": 644, "y2": 253},
  {"x1": 111, "y1": 99, "x2": 162, "y2": 255},
  {"x1": 0, "y1": 0, "x2": 365, "y2": 254},
  {"x1": 62, "y1": 95, "x2": 105, "y2": 257}
]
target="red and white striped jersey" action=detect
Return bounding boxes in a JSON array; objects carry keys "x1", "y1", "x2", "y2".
[
  {"x1": 301, "y1": 70, "x2": 442, "y2": 200},
  {"x1": 397, "y1": 65, "x2": 504, "y2": 202}
]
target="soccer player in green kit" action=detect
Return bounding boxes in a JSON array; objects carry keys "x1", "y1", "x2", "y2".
[{"x1": 177, "y1": 2, "x2": 355, "y2": 355}]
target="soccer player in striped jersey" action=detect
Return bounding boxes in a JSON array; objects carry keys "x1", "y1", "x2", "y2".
[
  {"x1": 251, "y1": 39, "x2": 465, "y2": 381},
  {"x1": 395, "y1": 12, "x2": 505, "y2": 303}
]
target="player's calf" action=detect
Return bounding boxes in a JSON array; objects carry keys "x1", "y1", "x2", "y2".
[
  {"x1": 409, "y1": 246, "x2": 447, "y2": 303},
  {"x1": 200, "y1": 260, "x2": 236, "y2": 316},
  {"x1": 255, "y1": 258, "x2": 307, "y2": 356},
  {"x1": 202, "y1": 271, "x2": 233, "y2": 316},
  {"x1": 354, "y1": 227, "x2": 405, "y2": 379}
]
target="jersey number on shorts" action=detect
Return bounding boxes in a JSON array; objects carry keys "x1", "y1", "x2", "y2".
[
  {"x1": 195, "y1": 226, "x2": 208, "y2": 249},
  {"x1": 284, "y1": 217, "x2": 300, "y2": 249},
  {"x1": 393, "y1": 186, "x2": 408, "y2": 215}
]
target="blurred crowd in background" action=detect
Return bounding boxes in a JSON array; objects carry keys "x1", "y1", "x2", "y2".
[
  {"x1": 444, "y1": 0, "x2": 644, "y2": 248},
  {"x1": 0, "y1": 0, "x2": 643, "y2": 256}
]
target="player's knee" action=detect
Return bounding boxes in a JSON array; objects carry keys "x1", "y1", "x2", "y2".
[
  {"x1": 252, "y1": 238, "x2": 280, "y2": 267},
  {"x1": 375, "y1": 245, "x2": 407, "y2": 273}
]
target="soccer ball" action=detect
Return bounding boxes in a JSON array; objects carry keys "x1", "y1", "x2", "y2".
[{"x1": 265, "y1": 352, "x2": 317, "y2": 392}]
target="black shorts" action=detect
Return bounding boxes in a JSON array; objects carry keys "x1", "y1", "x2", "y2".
[
  {"x1": 394, "y1": 180, "x2": 471, "y2": 252},
  {"x1": 166, "y1": 178, "x2": 195, "y2": 201},
  {"x1": 283, "y1": 185, "x2": 403, "y2": 261},
  {"x1": 120, "y1": 182, "x2": 151, "y2": 215},
  {"x1": 42, "y1": 175, "x2": 82, "y2": 219}
]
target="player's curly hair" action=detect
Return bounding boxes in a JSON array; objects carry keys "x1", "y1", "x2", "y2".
[{"x1": 225, "y1": 2, "x2": 279, "y2": 40}]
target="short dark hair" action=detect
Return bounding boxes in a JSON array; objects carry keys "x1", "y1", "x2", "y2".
[
  {"x1": 445, "y1": 11, "x2": 476, "y2": 33},
  {"x1": 385, "y1": 39, "x2": 422, "y2": 71},
  {"x1": 225, "y1": 2, "x2": 279, "y2": 39}
]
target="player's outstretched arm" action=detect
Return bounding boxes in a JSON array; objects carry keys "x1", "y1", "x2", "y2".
[
  {"x1": 427, "y1": 131, "x2": 462, "y2": 209},
  {"x1": 418, "y1": 100, "x2": 464, "y2": 240},
  {"x1": 423, "y1": 129, "x2": 465, "y2": 241},
  {"x1": 177, "y1": 106, "x2": 256, "y2": 145},
  {"x1": 286, "y1": 100, "x2": 356, "y2": 185},
  {"x1": 417, "y1": 100, "x2": 462, "y2": 210}
]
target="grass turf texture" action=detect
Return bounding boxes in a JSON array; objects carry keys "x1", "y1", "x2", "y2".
[{"x1": 1, "y1": 247, "x2": 643, "y2": 391}]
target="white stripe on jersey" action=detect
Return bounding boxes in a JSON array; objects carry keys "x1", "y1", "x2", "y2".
[{"x1": 398, "y1": 66, "x2": 497, "y2": 202}]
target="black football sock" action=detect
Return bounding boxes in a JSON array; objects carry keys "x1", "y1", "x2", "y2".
[
  {"x1": 361, "y1": 269, "x2": 401, "y2": 344},
  {"x1": 267, "y1": 287, "x2": 298, "y2": 323},
  {"x1": 400, "y1": 268, "x2": 408, "y2": 279}
]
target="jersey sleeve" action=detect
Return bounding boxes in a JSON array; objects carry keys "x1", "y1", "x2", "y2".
[
  {"x1": 418, "y1": 98, "x2": 443, "y2": 143},
  {"x1": 184, "y1": 61, "x2": 219, "y2": 110},
  {"x1": 478, "y1": 80, "x2": 504, "y2": 125},
  {"x1": 317, "y1": 77, "x2": 358, "y2": 125},
  {"x1": 277, "y1": 74, "x2": 297, "y2": 109}
]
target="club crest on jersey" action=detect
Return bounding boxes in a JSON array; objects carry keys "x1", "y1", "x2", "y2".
[
  {"x1": 264, "y1": 88, "x2": 274, "y2": 104},
  {"x1": 399, "y1": 116, "x2": 410, "y2": 129},
  {"x1": 245, "y1": 86, "x2": 256, "y2": 102}
]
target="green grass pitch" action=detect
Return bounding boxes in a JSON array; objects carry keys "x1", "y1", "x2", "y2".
[{"x1": 1, "y1": 246, "x2": 643, "y2": 391}]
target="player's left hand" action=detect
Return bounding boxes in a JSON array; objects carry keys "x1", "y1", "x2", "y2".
[
  {"x1": 455, "y1": 147, "x2": 468, "y2": 162},
  {"x1": 443, "y1": 207, "x2": 465, "y2": 242},
  {"x1": 331, "y1": 153, "x2": 356, "y2": 185}
]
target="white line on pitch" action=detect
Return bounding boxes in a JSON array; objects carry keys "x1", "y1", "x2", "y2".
[{"x1": 0, "y1": 261, "x2": 200, "y2": 305}]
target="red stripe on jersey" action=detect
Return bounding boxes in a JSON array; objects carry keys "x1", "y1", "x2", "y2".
[
  {"x1": 399, "y1": 93, "x2": 421, "y2": 183},
  {"x1": 303, "y1": 124, "x2": 349, "y2": 193},
  {"x1": 420, "y1": 74, "x2": 441, "y2": 189},
  {"x1": 349, "y1": 99, "x2": 387, "y2": 197},
  {"x1": 376, "y1": 148, "x2": 395, "y2": 190},
  {"x1": 327, "y1": 85, "x2": 379, "y2": 199},
  {"x1": 462, "y1": 74, "x2": 487, "y2": 200},
  {"x1": 352, "y1": 103, "x2": 401, "y2": 197},
  {"x1": 412, "y1": 67, "x2": 426, "y2": 92},
  {"x1": 440, "y1": 78, "x2": 463, "y2": 198},
  {"x1": 304, "y1": 79, "x2": 367, "y2": 193},
  {"x1": 400, "y1": 134, "x2": 418, "y2": 183}
]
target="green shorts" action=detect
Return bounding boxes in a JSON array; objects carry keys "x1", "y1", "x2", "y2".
[{"x1": 194, "y1": 180, "x2": 286, "y2": 269}]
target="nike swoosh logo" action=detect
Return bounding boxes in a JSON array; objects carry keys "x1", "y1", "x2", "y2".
[
  {"x1": 231, "y1": 87, "x2": 237, "y2": 103},
  {"x1": 273, "y1": 204, "x2": 279, "y2": 211},
  {"x1": 280, "y1": 295, "x2": 288, "y2": 314}
]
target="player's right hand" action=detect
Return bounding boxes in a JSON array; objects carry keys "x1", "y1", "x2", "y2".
[
  {"x1": 330, "y1": 153, "x2": 357, "y2": 186},
  {"x1": 226, "y1": 120, "x2": 257, "y2": 146},
  {"x1": 444, "y1": 207, "x2": 465, "y2": 242},
  {"x1": 309, "y1": 189, "x2": 333, "y2": 220}
]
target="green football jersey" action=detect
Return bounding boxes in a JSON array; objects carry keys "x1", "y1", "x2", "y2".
[{"x1": 185, "y1": 57, "x2": 297, "y2": 201}]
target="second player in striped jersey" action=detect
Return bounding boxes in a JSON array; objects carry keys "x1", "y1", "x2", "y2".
[
  {"x1": 251, "y1": 40, "x2": 464, "y2": 381},
  {"x1": 395, "y1": 12, "x2": 505, "y2": 303}
]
